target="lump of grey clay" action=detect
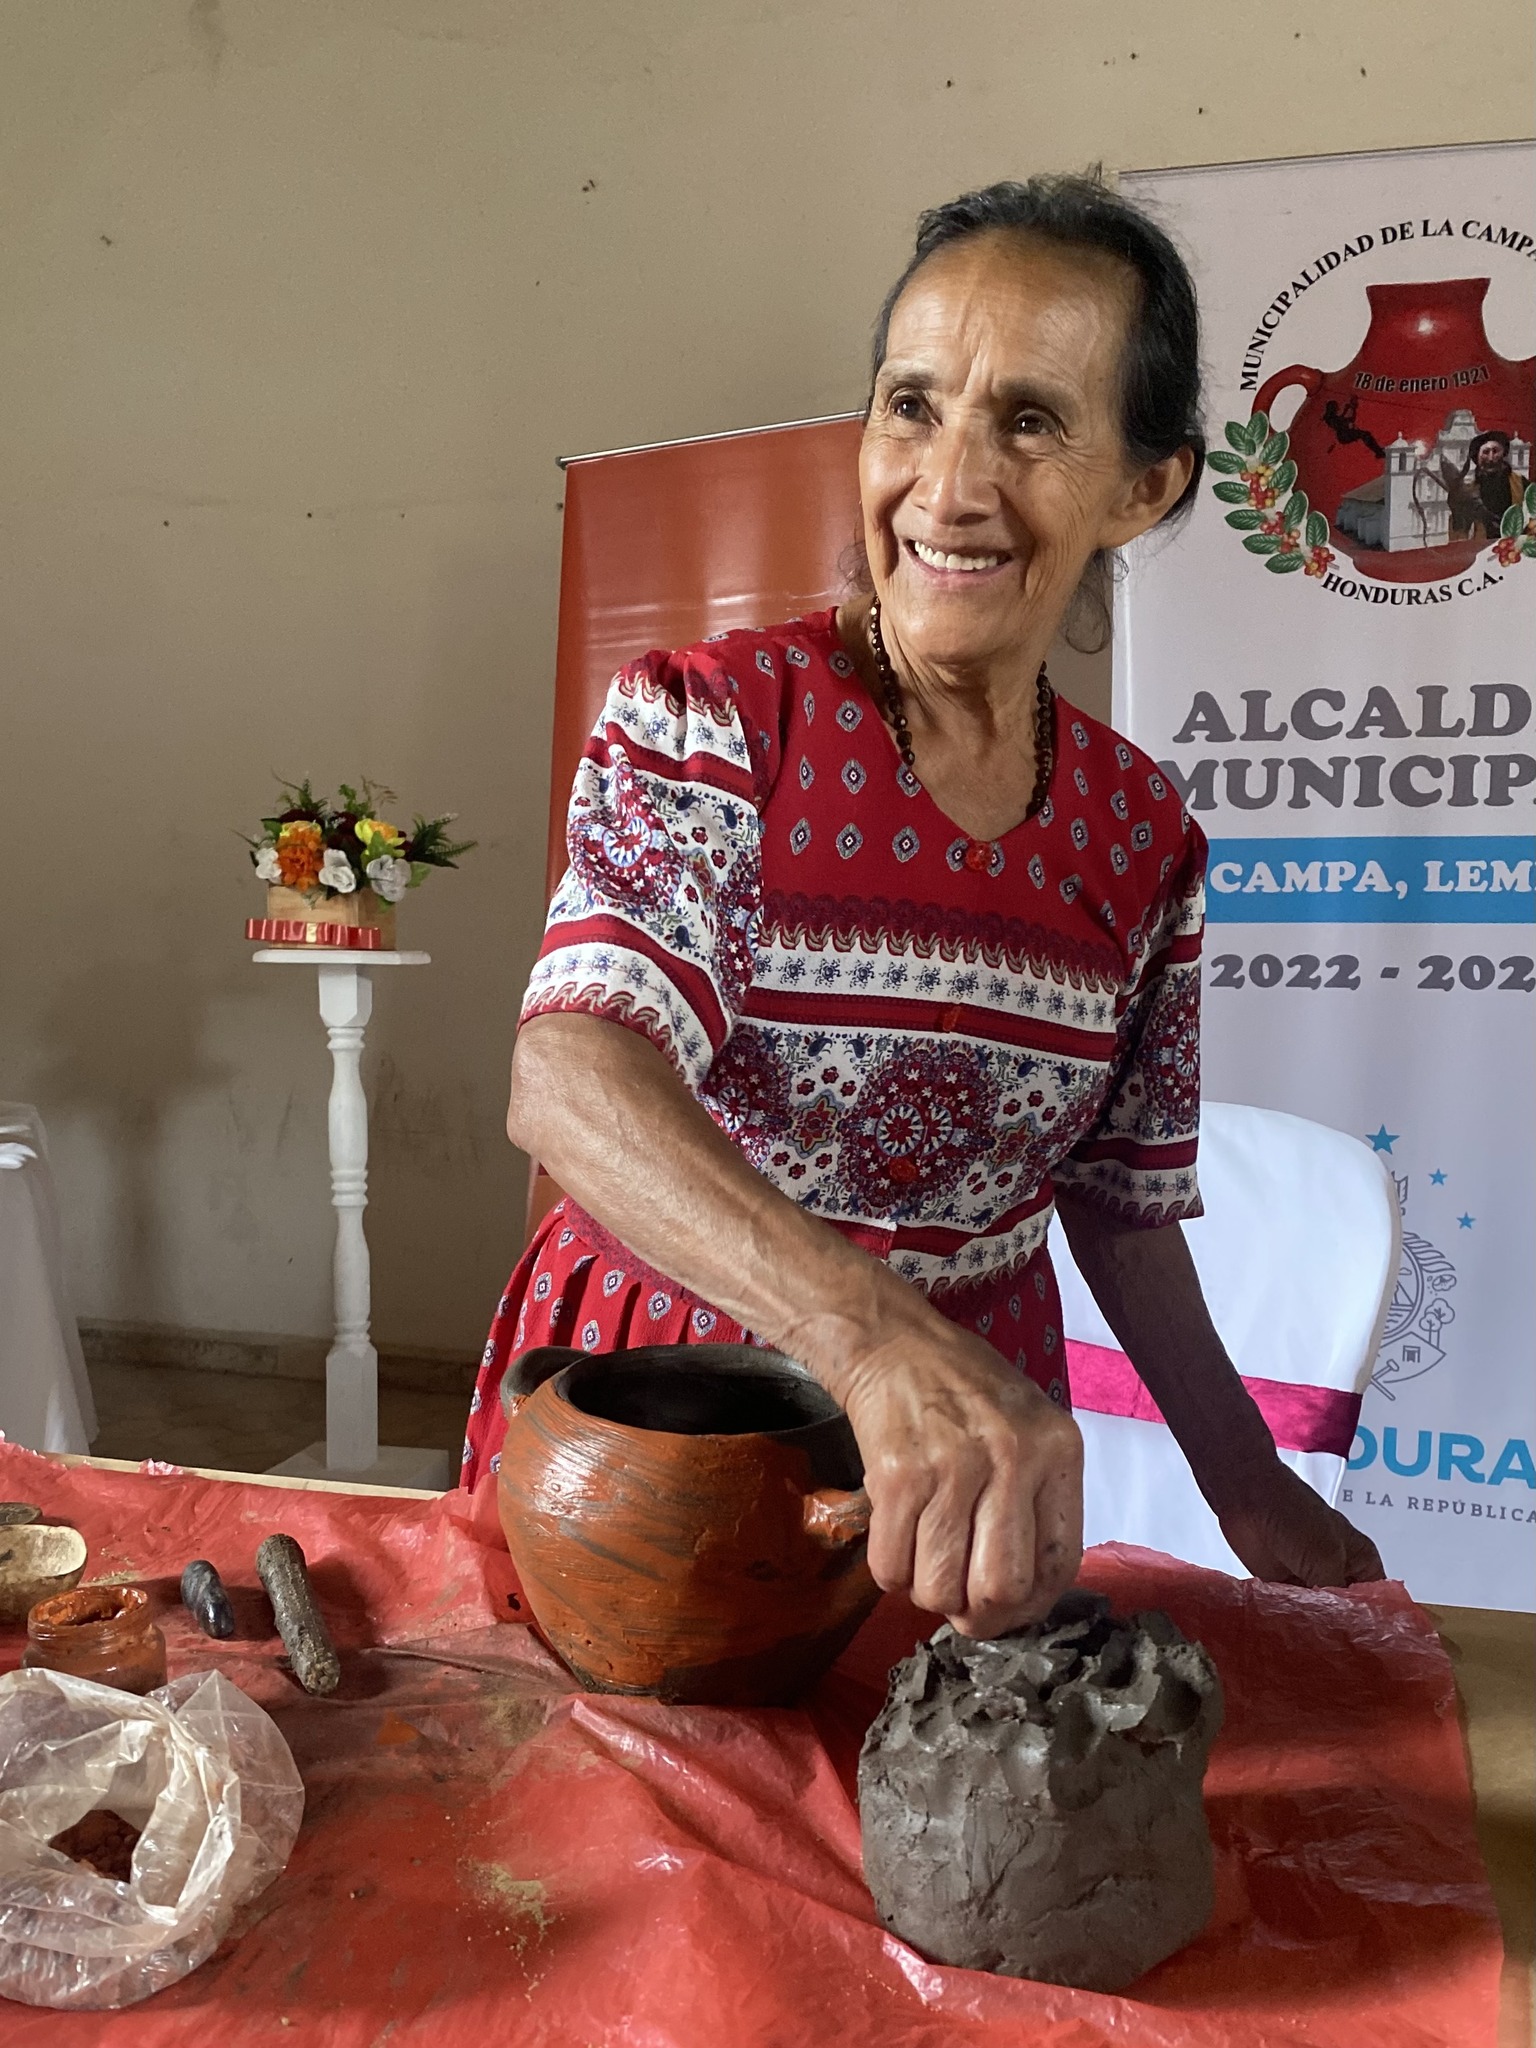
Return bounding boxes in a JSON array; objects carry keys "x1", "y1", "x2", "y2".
[{"x1": 858, "y1": 1590, "x2": 1223, "y2": 1993}]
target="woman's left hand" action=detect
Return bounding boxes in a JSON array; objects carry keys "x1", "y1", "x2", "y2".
[{"x1": 1214, "y1": 1457, "x2": 1385, "y2": 1588}]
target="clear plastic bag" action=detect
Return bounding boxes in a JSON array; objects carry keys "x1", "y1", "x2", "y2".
[{"x1": 0, "y1": 1666, "x2": 304, "y2": 2009}]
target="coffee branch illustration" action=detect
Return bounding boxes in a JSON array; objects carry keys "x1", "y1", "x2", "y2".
[
  {"x1": 1208, "y1": 413, "x2": 1336, "y2": 578},
  {"x1": 1495, "y1": 483, "x2": 1536, "y2": 566}
]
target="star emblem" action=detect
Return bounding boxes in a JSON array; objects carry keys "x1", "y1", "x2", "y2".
[
  {"x1": 1429, "y1": 1170, "x2": 1447, "y2": 1186},
  {"x1": 1457, "y1": 1214, "x2": 1475, "y2": 1229},
  {"x1": 1366, "y1": 1125, "x2": 1399, "y2": 1153}
]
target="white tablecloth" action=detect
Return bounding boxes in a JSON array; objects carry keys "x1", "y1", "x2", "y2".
[{"x1": 0, "y1": 1103, "x2": 95, "y2": 1455}]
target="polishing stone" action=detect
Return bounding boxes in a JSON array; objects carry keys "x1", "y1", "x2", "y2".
[{"x1": 858, "y1": 1590, "x2": 1223, "y2": 1992}]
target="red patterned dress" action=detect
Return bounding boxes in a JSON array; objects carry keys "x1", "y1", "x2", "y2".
[{"x1": 461, "y1": 610, "x2": 1206, "y2": 1488}]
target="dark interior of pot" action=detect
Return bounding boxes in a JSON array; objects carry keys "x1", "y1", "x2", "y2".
[{"x1": 562, "y1": 1349, "x2": 850, "y2": 1442}]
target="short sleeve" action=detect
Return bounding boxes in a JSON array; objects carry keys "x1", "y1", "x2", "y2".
[
  {"x1": 1051, "y1": 823, "x2": 1207, "y2": 1226},
  {"x1": 519, "y1": 646, "x2": 774, "y2": 1092}
]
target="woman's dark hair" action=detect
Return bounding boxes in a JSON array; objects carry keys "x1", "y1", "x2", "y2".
[{"x1": 863, "y1": 170, "x2": 1206, "y2": 647}]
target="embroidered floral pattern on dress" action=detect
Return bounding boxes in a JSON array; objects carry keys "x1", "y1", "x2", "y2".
[
  {"x1": 840, "y1": 1044, "x2": 997, "y2": 1217},
  {"x1": 708, "y1": 1028, "x2": 792, "y2": 1154},
  {"x1": 567, "y1": 757, "x2": 683, "y2": 910},
  {"x1": 1124, "y1": 967, "x2": 1202, "y2": 1136}
]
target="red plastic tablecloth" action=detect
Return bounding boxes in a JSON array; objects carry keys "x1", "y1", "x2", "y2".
[{"x1": 0, "y1": 1444, "x2": 1502, "y2": 2047}]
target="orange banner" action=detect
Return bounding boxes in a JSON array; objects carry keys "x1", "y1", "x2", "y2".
[
  {"x1": 545, "y1": 414, "x2": 863, "y2": 896},
  {"x1": 527, "y1": 414, "x2": 862, "y2": 1235}
]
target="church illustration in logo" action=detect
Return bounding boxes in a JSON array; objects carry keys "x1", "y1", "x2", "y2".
[
  {"x1": 1372, "y1": 1174, "x2": 1459, "y2": 1399},
  {"x1": 1334, "y1": 409, "x2": 1531, "y2": 557}
]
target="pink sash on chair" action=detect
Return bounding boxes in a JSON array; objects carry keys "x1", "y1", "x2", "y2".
[{"x1": 1067, "y1": 1339, "x2": 1362, "y2": 1458}]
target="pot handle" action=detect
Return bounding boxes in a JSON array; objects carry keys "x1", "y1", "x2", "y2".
[
  {"x1": 802, "y1": 1486, "x2": 872, "y2": 1548},
  {"x1": 1251, "y1": 363, "x2": 1322, "y2": 429},
  {"x1": 501, "y1": 1346, "x2": 580, "y2": 1422}
]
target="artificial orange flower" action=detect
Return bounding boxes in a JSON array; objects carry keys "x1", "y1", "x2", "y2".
[{"x1": 275, "y1": 820, "x2": 325, "y2": 890}]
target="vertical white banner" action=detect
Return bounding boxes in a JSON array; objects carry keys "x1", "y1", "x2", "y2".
[{"x1": 1119, "y1": 145, "x2": 1535, "y2": 1610}]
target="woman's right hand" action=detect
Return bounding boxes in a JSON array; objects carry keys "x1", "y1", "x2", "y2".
[{"x1": 836, "y1": 1316, "x2": 1083, "y2": 1639}]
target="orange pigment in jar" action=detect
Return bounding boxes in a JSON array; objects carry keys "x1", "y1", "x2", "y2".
[{"x1": 23, "y1": 1584, "x2": 167, "y2": 1695}]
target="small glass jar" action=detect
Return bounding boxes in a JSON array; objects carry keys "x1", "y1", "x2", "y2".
[{"x1": 22, "y1": 1584, "x2": 167, "y2": 1695}]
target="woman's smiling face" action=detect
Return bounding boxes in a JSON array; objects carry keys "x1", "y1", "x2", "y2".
[{"x1": 859, "y1": 231, "x2": 1183, "y2": 675}]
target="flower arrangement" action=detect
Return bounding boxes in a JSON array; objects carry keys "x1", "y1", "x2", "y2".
[
  {"x1": 249, "y1": 779, "x2": 473, "y2": 902},
  {"x1": 246, "y1": 780, "x2": 473, "y2": 950}
]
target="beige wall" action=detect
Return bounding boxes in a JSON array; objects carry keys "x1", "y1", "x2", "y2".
[{"x1": 2, "y1": 0, "x2": 1530, "y2": 1360}]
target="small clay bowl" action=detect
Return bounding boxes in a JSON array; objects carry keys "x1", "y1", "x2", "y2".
[{"x1": 0, "y1": 1524, "x2": 88, "y2": 1625}]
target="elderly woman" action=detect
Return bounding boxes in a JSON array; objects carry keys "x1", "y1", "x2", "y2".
[{"x1": 462, "y1": 174, "x2": 1383, "y2": 1636}]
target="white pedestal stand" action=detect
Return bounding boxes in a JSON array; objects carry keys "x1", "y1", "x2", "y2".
[{"x1": 252, "y1": 948, "x2": 453, "y2": 1491}]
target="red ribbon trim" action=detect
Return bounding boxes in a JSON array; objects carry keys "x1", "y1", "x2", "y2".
[{"x1": 246, "y1": 918, "x2": 387, "y2": 950}]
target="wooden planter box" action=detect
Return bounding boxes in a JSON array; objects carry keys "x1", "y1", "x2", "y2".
[{"x1": 247, "y1": 884, "x2": 397, "y2": 950}]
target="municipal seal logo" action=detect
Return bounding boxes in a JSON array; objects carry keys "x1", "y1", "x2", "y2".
[{"x1": 1371, "y1": 1174, "x2": 1458, "y2": 1400}]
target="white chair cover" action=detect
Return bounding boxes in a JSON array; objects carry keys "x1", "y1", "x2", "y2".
[
  {"x1": 1050, "y1": 1100, "x2": 1399, "y2": 1574},
  {"x1": 0, "y1": 1104, "x2": 96, "y2": 1454}
]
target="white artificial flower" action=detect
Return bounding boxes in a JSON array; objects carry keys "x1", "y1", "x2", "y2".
[
  {"x1": 254, "y1": 845, "x2": 283, "y2": 883},
  {"x1": 319, "y1": 848, "x2": 358, "y2": 894},
  {"x1": 366, "y1": 855, "x2": 413, "y2": 904}
]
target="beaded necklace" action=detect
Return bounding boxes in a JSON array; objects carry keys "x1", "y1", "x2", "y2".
[{"x1": 866, "y1": 596, "x2": 1055, "y2": 824}]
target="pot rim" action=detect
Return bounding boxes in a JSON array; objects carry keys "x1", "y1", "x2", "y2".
[{"x1": 544, "y1": 1346, "x2": 856, "y2": 1450}]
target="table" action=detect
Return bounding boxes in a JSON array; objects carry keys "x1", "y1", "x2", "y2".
[
  {"x1": 251, "y1": 950, "x2": 452, "y2": 1491},
  {"x1": 1428, "y1": 1604, "x2": 1536, "y2": 2048},
  {"x1": 0, "y1": 1443, "x2": 1518, "y2": 2047}
]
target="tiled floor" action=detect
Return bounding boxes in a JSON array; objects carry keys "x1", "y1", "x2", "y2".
[{"x1": 86, "y1": 1362, "x2": 471, "y2": 1479}]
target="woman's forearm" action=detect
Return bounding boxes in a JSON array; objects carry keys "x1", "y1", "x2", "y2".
[
  {"x1": 508, "y1": 1011, "x2": 939, "y2": 1401},
  {"x1": 1052, "y1": 1192, "x2": 1278, "y2": 1506}
]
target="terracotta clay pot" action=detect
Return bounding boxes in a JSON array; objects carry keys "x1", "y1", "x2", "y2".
[
  {"x1": 496, "y1": 1344, "x2": 878, "y2": 1706},
  {"x1": 1255, "y1": 277, "x2": 1534, "y2": 583}
]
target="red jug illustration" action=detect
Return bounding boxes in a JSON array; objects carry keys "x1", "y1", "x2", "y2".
[{"x1": 1254, "y1": 277, "x2": 1534, "y2": 582}]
